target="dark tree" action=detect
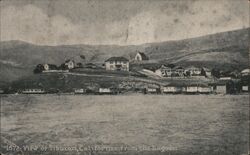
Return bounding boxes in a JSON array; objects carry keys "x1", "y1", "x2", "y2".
[
  {"x1": 59, "y1": 63, "x2": 68, "y2": 70},
  {"x1": 33, "y1": 64, "x2": 44, "y2": 74},
  {"x1": 185, "y1": 71, "x2": 191, "y2": 77},
  {"x1": 80, "y1": 55, "x2": 86, "y2": 60},
  {"x1": 49, "y1": 64, "x2": 58, "y2": 70},
  {"x1": 201, "y1": 68, "x2": 206, "y2": 77},
  {"x1": 167, "y1": 64, "x2": 175, "y2": 68},
  {"x1": 211, "y1": 68, "x2": 220, "y2": 78},
  {"x1": 77, "y1": 63, "x2": 83, "y2": 68}
]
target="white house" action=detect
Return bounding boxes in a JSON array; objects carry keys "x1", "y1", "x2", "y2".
[
  {"x1": 99, "y1": 88, "x2": 112, "y2": 94},
  {"x1": 163, "y1": 86, "x2": 182, "y2": 93},
  {"x1": 155, "y1": 69, "x2": 163, "y2": 77},
  {"x1": 198, "y1": 86, "x2": 213, "y2": 93},
  {"x1": 65, "y1": 60, "x2": 75, "y2": 69},
  {"x1": 186, "y1": 86, "x2": 198, "y2": 93},
  {"x1": 74, "y1": 88, "x2": 86, "y2": 94},
  {"x1": 146, "y1": 88, "x2": 159, "y2": 94},
  {"x1": 242, "y1": 85, "x2": 249, "y2": 92},
  {"x1": 44, "y1": 64, "x2": 50, "y2": 70},
  {"x1": 155, "y1": 65, "x2": 172, "y2": 77},
  {"x1": 105, "y1": 57, "x2": 129, "y2": 71},
  {"x1": 241, "y1": 69, "x2": 250, "y2": 76},
  {"x1": 215, "y1": 85, "x2": 227, "y2": 94},
  {"x1": 43, "y1": 64, "x2": 58, "y2": 71},
  {"x1": 185, "y1": 66, "x2": 202, "y2": 76},
  {"x1": 135, "y1": 52, "x2": 149, "y2": 61}
]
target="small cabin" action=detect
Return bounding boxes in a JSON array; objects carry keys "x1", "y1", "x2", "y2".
[
  {"x1": 242, "y1": 85, "x2": 249, "y2": 92},
  {"x1": 163, "y1": 86, "x2": 182, "y2": 93},
  {"x1": 99, "y1": 88, "x2": 112, "y2": 94},
  {"x1": 74, "y1": 88, "x2": 86, "y2": 94},
  {"x1": 186, "y1": 86, "x2": 198, "y2": 93},
  {"x1": 197, "y1": 86, "x2": 213, "y2": 94},
  {"x1": 146, "y1": 88, "x2": 160, "y2": 94},
  {"x1": 215, "y1": 85, "x2": 227, "y2": 94}
]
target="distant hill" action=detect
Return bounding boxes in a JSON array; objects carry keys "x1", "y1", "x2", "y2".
[{"x1": 0, "y1": 28, "x2": 249, "y2": 82}]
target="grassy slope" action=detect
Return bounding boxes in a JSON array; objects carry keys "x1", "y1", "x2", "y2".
[
  {"x1": 7, "y1": 69, "x2": 215, "y2": 93},
  {"x1": 9, "y1": 71, "x2": 163, "y2": 92},
  {"x1": 0, "y1": 28, "x2": 249, "y2": 82}
]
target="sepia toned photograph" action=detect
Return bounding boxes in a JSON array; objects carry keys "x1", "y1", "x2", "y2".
[{"x1": 0, "y1": 0, "x2": 249, "y2": 155}]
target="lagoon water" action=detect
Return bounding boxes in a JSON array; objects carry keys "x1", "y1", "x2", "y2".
[{"x1": 1, "y1": 94, "x2": 249, "y2": 155}]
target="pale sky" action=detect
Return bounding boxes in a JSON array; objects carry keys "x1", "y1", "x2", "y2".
[{"x1": 0, "y1": 0, "x2": 249, "y2": 45}]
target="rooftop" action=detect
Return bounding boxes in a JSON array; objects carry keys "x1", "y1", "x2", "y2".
[
  {"x1": 241, "y1": 68, "x2": 250, "y2": 73},
  {"x1": 137, "y1": 52, "x2": 149, "y2": 60},
  {"x1": 105, "y1": 57, "x2": 129, "y2": 62}
]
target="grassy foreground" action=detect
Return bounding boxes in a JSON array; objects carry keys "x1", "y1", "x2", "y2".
[{"x1": 1, "y1": 95, "x2": 249, "y2": 155}]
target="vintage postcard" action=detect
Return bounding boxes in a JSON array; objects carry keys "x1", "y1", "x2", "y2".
[{"x1": 0, "y1": 0, "x2": 249, "y2": 155}]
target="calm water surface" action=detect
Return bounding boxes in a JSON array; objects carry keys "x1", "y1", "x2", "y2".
[{"x1": 1, "y1": 94, "x2": 249, "y2": 155}]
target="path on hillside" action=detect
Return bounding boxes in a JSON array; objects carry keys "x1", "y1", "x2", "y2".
[{"x1": 64, "y1": 72, "x2": 168, "y2": 86}]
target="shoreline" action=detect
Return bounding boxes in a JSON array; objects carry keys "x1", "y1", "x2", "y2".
[{"x1": 0, "y1": 93, "x2": 248, "y2": 96}]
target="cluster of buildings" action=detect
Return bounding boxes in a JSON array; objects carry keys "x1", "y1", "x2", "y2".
[
  {"x1": 16, "y1": 82, "x2": 246, "y2": 95},
  {"x1": 102, "y1": 52, "x2": 212, "y2": 78},
  {"x1": 154, "y1": 65, "x2": 211, "y2": 77},
  {"x1": 19, "y1": 87, "x2": 119, "y2": 95},
  {"x1": 145, "y1": 85, "x2": 214, "y2": 94},
  {"x1": 38, "y1": 52, "x2": 145, "y2": 73},
  {"x1": 14, "y1": 51, "x2": 245, "y2": 95},
  {"x1": 36, "y1": 60, "x2": 97, "y2": 73}
]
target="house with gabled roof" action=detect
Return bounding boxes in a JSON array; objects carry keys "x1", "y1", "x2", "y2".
[
  {"x1": 135, "y1": 52, "x2": 149, "y2": 61},
  {"x1": 105, "y1": 57, "x2": 129, "y2": 71},
  {"x1": 65, "y1": 59, "x2": 75, "y2": 69}
]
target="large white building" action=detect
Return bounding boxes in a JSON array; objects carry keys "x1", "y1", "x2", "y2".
[{"x1": 105, "y1": 57, "x2": 129, "y2": 71}]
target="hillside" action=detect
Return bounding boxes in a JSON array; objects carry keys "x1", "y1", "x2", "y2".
[
  {"x1": 7, "y1": 71, "x2": 167, "y2": 93},
  {"x1": 0, "y1": 28, "x2": 249, "y2": 82}
]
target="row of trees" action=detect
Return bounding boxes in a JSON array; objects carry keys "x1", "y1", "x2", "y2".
[
  {"x1": 211, "y1": 69, "x2": 241, "y2": 78},
  {"x1": 33, "y1": 63, "x2": 69, "y2": 74}
]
